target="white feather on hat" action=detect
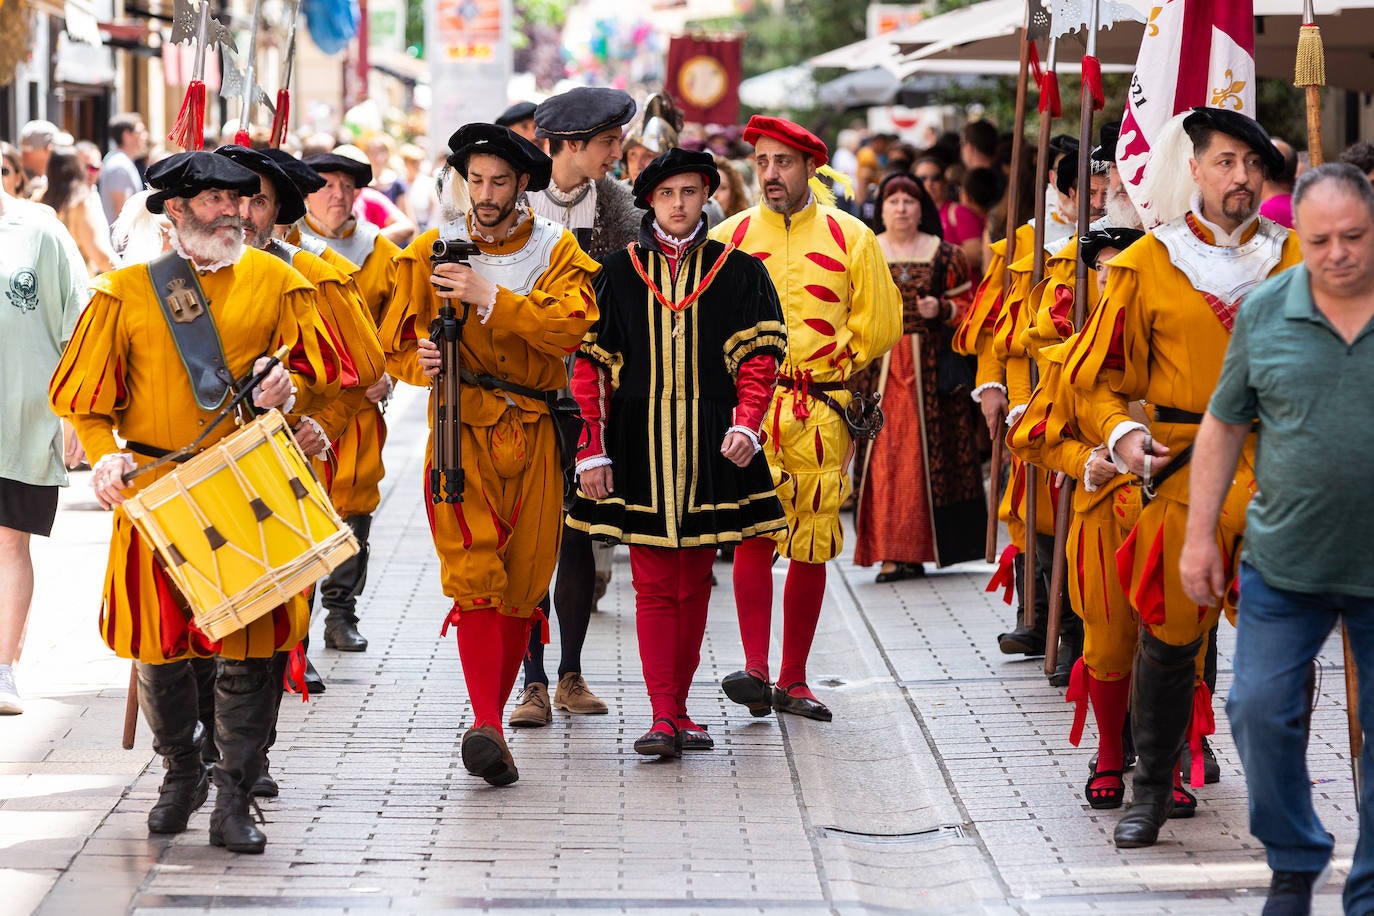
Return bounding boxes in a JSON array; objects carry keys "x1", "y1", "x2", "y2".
[{"x1": 1124, "y1": 112, "x2": 1197, "y2": 230}]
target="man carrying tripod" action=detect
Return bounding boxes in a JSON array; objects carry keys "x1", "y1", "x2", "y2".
[{"x1": 380, "y1": 123, "x2": 598, "y2": 787}]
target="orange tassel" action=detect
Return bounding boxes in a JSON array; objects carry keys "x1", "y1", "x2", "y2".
[
  {"x1": 269, "y1": 88, "x2": 291, "y2": 148},
  {"x1": 168, "y1": 80, "x2": 206, "y2": 151}
]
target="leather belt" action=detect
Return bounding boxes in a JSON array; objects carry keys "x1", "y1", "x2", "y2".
[
  {"x1": 776, "y1": 376, "x2": 847, "y2": 393},
  {"x1": 1153, "y1": 406, "x2": 1205, "y2": 424},
  {"x1": 458, "y1": 369, "x2": 559, "y2": 406}
]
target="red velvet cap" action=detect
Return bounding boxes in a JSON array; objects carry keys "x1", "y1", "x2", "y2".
[{"x1": 742, "y1": 115, "x2": 829, "y2": 167}]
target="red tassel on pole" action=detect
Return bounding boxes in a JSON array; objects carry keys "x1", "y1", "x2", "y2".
[
  {"x1": 1082, "y1": 55, "x2": 1105, "y2": 112},
  {"x1": 167, "y1": 80, "x2": 207, "y2": 151},
  {"x1": 269, "y1": 88, "x2": 291, "y2": 148},
  {"x1": 233, "y1": 128, "x2": 251, "y2": 147},
  {"x1": 1038, "y1": 71, "x2": 1062, "y2": 118}
]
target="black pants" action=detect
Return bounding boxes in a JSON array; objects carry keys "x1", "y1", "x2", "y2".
[{"x1": 523, "y1": 524, "x2": 595, "y2": 686}]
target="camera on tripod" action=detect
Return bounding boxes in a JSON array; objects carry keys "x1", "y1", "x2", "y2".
[{"x1": 430, "y1": 238, "x2": 481, "y2": 267}]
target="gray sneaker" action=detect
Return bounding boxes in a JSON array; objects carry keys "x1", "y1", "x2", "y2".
[{"x1": 0, "y1": 665, "x2": 22, "y2": 715}]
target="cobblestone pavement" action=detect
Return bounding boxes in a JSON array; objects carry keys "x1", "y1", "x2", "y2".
[{"x1": 1, "y1": 387, "x2": 1357, "y2": 915}]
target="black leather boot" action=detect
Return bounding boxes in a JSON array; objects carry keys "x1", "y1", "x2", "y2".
[
  {"x1": 1114, "y1": 630, "x2": 1204, "y2": 848},
  {"x1": 997, "y1": 553, "x2": 1048, "y2": 656},
  {"x1": 1048, "y1": 609, "x2": 1084, "y2": 688},
  {"x1": 139, "y1": 661, "x2": 211, "y2": 834},
  {"x1": 208, "y1": 659, "x2": 273, "y2": 854},
  {"x1": 251, "y1": 651, "x2": 290, "y2": 799},
  {"x1": 322, "y1": 515, "x2": 371, "y2": 652},
  {"x1": 191, "y1": 657, "x2": 219, "y2": 764}
]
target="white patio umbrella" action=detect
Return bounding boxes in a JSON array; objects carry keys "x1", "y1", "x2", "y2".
[{"x1": 738, "y1": 65, "x2": 817, "y2": 110}]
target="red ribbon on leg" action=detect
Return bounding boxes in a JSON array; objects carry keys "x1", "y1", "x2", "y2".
[
  {"x1": 1188, "y1": 681, "x2": 1216, "y2": 788},
  {"x1": 1065, "y1": 658, "x2": 1089, "y2": 747},
  {"x1": 985, "y1": 544, "x2": 1020, "y2": 605},
  {"x1": 284, "y1": 642, "x2": 309, "y2": 702}
]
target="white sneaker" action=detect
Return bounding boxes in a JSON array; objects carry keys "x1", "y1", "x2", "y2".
[{"x1": 0, "y1": 665, "x2": 23, "y2": 715}]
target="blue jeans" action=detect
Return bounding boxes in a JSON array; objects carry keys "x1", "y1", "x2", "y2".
[{"x1": 1227, "y1": 563, "x2": 1374, "y2": 912}]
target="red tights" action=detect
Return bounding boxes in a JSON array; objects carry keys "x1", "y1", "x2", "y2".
[
  {"x1": 628, "y1": 545, "x2": 716, "y2": 729},
  {"x1": 453, "y1": 608, "x2": 532, "y2": 735},
  {"x1": 731, "y1": 537, "x2": 827, "y2": 698}
]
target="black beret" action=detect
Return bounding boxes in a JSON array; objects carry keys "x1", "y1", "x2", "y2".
[
  {"x1": 534, "y1": 87, "x2": 636, "y2": 141},
  {"x1": 145, "y1": 151, "x2": 261, "y2": 214},
  {"x1": 631, "y1": 148, "x2": 720, "y2": 209},
  {"x1": 1091, "y1": 120, "x2": 1122, "y2": 164},
  {"x1": 495, "y1": 101, "x2": 537, "y2": 128},
  {"x1": 446, "y1": 122, "x2": 552, "y2": 192},
  {"x1": 1049, "y1": 134, "x2": 1080, "y2": 159},
  {"x1": 213, "y1": 145, "x2": 307, "y2": 225},
  {"x1": 1054, "y1": 151, "x2": 1080, "y2": 195},
  {"x1": 260, "y1": 147, "x2": 327, "y2": 195},
  {"x1": 1183, "y1": 107, "x2": 1285, "y2": 177},
  {"x1": 301, "y1": 152, "x2": 373, "y2": 187},
  {"x1": 1080, "y1": 227, "x2": 1146, "y2": 269}
]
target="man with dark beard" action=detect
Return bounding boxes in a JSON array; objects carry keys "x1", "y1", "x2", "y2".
[
  {"x1": 379, "y1": 123, "x2": 598, "y2": 786},
  {"x1": 49, "y1": 151, "x2": 342, "y2": 854},
  {"x1": 1063, "y1": 108, "x2": 1302, "y2": 849},
  {"x1": 213, "y1": 144, "x2": 387, "y2": 798}
]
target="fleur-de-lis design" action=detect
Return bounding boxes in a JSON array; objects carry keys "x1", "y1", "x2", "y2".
[
  {"x1": 1146, "y1": 5, "x2": 1163, "y2": 37},
  {"x1": 1210, "y1": 69, "x2": 1247, "y2": 110}
]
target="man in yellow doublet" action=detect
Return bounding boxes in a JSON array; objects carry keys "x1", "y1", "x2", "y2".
[
  {"x1": 709, "y1": 116, "x2": 900, "y2": 724},
  {"x1": 285, "y1": 151, "x2": 403, "y2": 653},
  {"x1": 49, "y1": 152, "x2": 342, "y2": 854},
  {"x1": 1063, "y1": 109, "x2": 1301, "y2": 848},
  {"x1": 380, "y1": 124, "x2": 597, "y2": 787}
]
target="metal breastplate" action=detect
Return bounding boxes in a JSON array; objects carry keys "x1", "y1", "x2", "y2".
[
  {"x1": 437, "y1": 214, "x2": 562, "y2": 296},
  {"x1": 299, "y1": 219, "x2": 379, "y2": 268},
  {"x1": 265, "y1": 238, "x2": 302, "y2": 265},
  {"x1": 1154, "y1": 215, "x2": 1288, "y2": 307}
]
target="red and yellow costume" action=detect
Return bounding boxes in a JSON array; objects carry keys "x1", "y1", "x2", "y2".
[
  {"x1": 49, "y1": 248, "x2": 342, "y2": 662},
  {"x1": 709, "y1": 196, "x2": 901, "y2": 701}
]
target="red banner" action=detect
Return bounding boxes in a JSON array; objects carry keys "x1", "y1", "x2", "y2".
[{"x1": 666, "y1": 35, "x2": 741, "y2": 125}]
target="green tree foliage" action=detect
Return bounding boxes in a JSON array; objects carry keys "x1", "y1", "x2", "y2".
[{"x1": 698, "y1": 0, "x2": 868, "y2": 81}]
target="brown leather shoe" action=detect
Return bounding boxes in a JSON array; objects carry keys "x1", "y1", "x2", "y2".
[
  {"x1": 554, "y1": 672, "x2": 608, "y2": 715},
  {"x1": 460, "y1": 725, "x2": 519, "y2": 786},
  {"x1": 508, "y1": 683, "x2": 552, "y2": 728}
]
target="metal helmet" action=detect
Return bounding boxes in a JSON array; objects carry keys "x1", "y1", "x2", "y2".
[{"x1": 624, "y1": 93, "x2": 684, "y2": 156}]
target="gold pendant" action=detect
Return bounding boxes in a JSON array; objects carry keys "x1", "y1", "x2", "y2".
[{"x1": 672, "y1": 314, "x2": 684, "y2": 339}]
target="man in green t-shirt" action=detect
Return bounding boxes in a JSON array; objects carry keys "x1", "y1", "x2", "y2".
[{"x1": 1182, "y1": 161, "x2": 1374, "y2": 916}]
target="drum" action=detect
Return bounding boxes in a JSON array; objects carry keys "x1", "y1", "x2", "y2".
[{"x1": 121, "y1": 409, "x2": 359, "y2": 640}]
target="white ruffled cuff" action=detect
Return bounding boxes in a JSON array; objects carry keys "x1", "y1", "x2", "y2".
[
  {"x1": 726, "y1": 425, "x2": 762, "y2": 453},
  {"x1": 297, "y1": 416, "x2": 331, "y2": 457},
  {"x1": 1107, "y1": 420, "x2": 1149, "y2": 473},
  {"x1": 575, "y1": 455, "x2": 612, "y2": 475},
  {"x1": 1005, "y1": 404, "x2": 1027, "y2": 428},
  {"x1": 971, "y1": 381, "x2": 1007, "y2": 404},
  {"x1": 476, "y1": 285, "x2": 500, "y2": 324}
]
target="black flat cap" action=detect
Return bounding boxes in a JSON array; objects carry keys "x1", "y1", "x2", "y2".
[
  {"x1": 1091, "y1": 120, "x2": 1122, "y2": 164},
  {"x1": 260, "y1": 148, "x2": 327, "y2": 195},
  {"x1": 495, "y1": 101, "x2": 537, "y2": 128},
  {"x1": 301, "y1": 152, "x2": 373, "y2": 187},
  {"x1": 447, "y1": 123, "x2": 552, "y2": 192},
  {"x1": 145, "y1": 151, "x2": 261, "y2": 214},
  {"x1": 631, "y1": 148, "x2": 720, "y2": 209},
  {"x1": 1054, "y1": 151, "x2": 1079, "y2": 195},
  {"x1": 1049, "y1": 134, "x2": 1079, "y2": 159},
  {"x1": 534, "y1": 87, "x2": 636, "y2": 141},
  {"x1": 213, "y1": 145, "x2": 307, "y2": 225},
  {"x1": 1183, "y1": 107, "x2": 1285, "y2": 177},
  {"x1": 1080, "y1": 227, "x2": 1145, "y2": 268}
]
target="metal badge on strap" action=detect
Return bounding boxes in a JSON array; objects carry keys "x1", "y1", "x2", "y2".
[
  {"x1": 437, "y1": 214, "x2": 561, "y2": 296},
  {"x1": 147, "y1": 251, "x2": 234, "y2": 410}
]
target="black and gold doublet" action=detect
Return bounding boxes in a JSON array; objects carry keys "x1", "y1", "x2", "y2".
[{"x1": 567, "y1": 233, "x2": 788, "y2": 547}]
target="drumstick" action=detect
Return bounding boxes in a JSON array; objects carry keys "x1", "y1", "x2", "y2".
[
  {"x1": 122, "y1": 661, "x2": 138, "y2": 749},
  {"x1": 124, "y1": 346, "x2": 292, "y2": 484}
]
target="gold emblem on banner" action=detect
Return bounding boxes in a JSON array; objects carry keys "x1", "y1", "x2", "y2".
[
  {"x1": 165, "y1": 277, "x2": 204, "y2": 322},
  {"x1": 1211, "y1": 70, "x2": 1247, "y2": 111}
]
